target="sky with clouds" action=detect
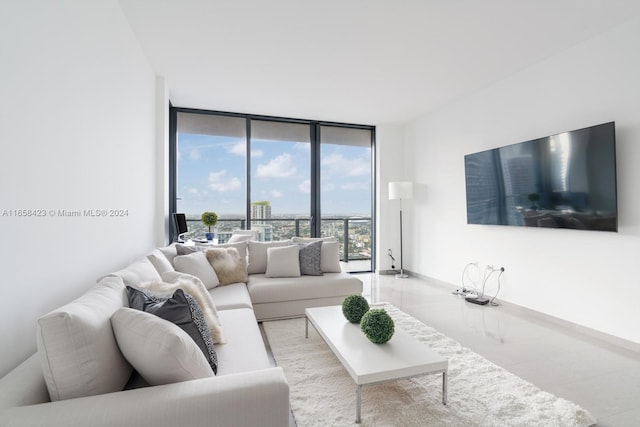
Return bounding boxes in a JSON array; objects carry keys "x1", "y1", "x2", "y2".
[{"x1": 177, "y1": 133, "x2": 371, "y2": 217}]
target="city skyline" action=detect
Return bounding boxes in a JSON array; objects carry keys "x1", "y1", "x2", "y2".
[{"x1": 176, "y1": 132, "x2": 372, "y2": 217}]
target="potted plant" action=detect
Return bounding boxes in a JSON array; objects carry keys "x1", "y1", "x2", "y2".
[{"x1": 201, "y1": 211, "x2": 218, "y2": 240}]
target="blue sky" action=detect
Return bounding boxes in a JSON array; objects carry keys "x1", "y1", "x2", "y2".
[{"x1": 177, "y1": 133, "x2": 371, "y2": 217}]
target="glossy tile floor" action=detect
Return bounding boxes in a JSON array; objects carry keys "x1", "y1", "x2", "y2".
[{"x1": 355, "y1": 272, "x2": 640, "y2": 427}]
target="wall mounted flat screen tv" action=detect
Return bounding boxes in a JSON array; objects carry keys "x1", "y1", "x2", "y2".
[{"x1": 464, "y1": 122, "x2": 617, "y2": 232}]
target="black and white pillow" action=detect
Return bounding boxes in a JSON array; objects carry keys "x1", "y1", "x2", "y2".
[{"x1": 126, "y1": 286, "x2": 218, "y2": 374}]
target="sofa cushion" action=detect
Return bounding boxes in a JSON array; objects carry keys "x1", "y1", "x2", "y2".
[
  {"x1": 292, "y1": 237, "x2": 341, "y2": 273},
  {"x1": 215, "y1": 308, "x2": 271, "y2": 376},
  {"x1": 247, "y1": 240, "x2": 291, "y2": 274},
  {"x1": 265, "y1": 245, "x2": 301, "y2": 278},
  {"x1": 297, "y1": 240, "x2": 323, "y2": 276},
  {"x1": 247, "y1": 272, "x2": 363, "y2": 304},
  {"x1": 111, "y1": 307, "x2": 214, "y2": 385},
  {"x1": 126, "y1": 287, "x2": 218, "y2": 374},
  {"x1": 146, "y1": 248, "x2": 175, "y2": 275},
  {"x1": 206, "y1": 247, "x2": 249, "y2": 285},
  {"x1": 174, "y1": 251, "x2": 219, "y2": 289},
  {"x1": 36, "y1": 276, "x2": 132, "y2": 401},
  {"x1": 102, "y1": 257, "x2": 163, "y2": 286},
  {"x1": 209, "y1": 283, "x2": 253, "y2": 311}
]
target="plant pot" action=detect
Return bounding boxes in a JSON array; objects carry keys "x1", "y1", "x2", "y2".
[{"x1": 205, "y1": 232, "x2": 214, "y2": 241}]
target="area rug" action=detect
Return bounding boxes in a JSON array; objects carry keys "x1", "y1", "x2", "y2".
[{"x1": 262, "y1": 303, "x2": 596, "y2": 427}]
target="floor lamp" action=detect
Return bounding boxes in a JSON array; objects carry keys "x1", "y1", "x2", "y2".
[{"x1": 389, "y1": 181, "x2": 413, "y2": 278}]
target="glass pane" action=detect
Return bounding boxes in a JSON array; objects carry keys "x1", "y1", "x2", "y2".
[
  {"x1": 320, "y1": 126, "x2": 372, "y2": 271},
  {"x1": 176, "y1": 112, "x2": 247, "y2": 241},
  {"x1": 250, "y1": 120, "x2": 311, "y2": 241}
]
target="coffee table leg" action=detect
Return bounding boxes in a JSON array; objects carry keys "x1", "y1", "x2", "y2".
[
  {"x1": 305, "y1": 317, "x2": 309, "y2": 339},
  {"x1": 442, "y1": 371, "x2": 448, "y2": 405},
  {"x1": 356, "y1": 385, "x2": 362, "y2": 423}
]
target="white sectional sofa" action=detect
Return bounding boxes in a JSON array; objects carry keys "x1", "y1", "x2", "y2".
[{"x1": 0, "y1": 239, "x2": 363, "y2": 427}]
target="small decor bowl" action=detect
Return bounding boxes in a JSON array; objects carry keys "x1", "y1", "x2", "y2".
[
  {"x1": 360, "y1": 309, "x2": 395, "y2": 344},
  {"x1": 341, "y1": 295, "x2": 370, "y2": 324}
]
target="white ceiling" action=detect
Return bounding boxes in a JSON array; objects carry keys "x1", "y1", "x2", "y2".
[{"x1": 118, "y1": 0, "x2": 640, "y2": 125}]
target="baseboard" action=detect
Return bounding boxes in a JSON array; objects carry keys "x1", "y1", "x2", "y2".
[
  {"x1": 401, "y1": 270, "x2": 640, "y2": 355},
  {"x1": 378, "y1": 269, "x2": 399, "y2": 275}
]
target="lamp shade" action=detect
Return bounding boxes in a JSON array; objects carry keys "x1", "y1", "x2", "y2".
[{"x1": 389, "y1": 181, "x2": 413, "y2": 200}]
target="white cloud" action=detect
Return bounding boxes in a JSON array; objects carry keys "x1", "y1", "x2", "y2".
[
  {"x1": 188, "y1": 188, "x2": 199, "y2": 194},
  {"x1": 189, "y1": 149, "x2": 201, "y2": 161},
  {"x1": 270, "y1": 189, "x2": 284, "y2": 198},
  {"x1": 228, "y1": 141, "x2": 263, "y2": 158},
  {"x1": 298, "y1": 179, "x2": 310, "y2": 194},
  {"x1": 257, "y1": 153, "x2": 297, "y2": 178},
  {"x1": 208, "y1": 170, "x2": 241, "y2": 192},
  {"x1": 228, "y1": 142, "x2": 245, "y2": 156},
  {"x1": 322, "y1": 153, "x2": 370, "y2": 177}
]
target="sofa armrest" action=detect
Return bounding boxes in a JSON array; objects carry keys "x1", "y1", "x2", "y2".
[{"x1": 0, "y1": 367, "x2": 289, "y2": 427}]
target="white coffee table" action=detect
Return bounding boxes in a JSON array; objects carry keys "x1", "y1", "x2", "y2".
[{"x1": 305, "y1": 305, "x2": 448, "y2": 423}]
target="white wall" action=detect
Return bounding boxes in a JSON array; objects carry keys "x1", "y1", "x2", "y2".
[
  {"x1": 375, "y1": 125, "x2": 406, "y2": 272},
  {"x1": 403, "y1": 16, "x2": 640, "y2": 345},
  {"x1": 0, "y1": 1, "x2": 157, "y2": 376}
]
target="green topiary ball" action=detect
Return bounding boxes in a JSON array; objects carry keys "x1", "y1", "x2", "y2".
[
  {"x1": 361, "y1": 309, "x2": 395, "y2": 344},
  {"x1": 342, "y1": 295, "x2": 370, "y2": 323}
]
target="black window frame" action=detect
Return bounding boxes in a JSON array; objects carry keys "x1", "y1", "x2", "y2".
[{"x1": 168, "y1": 106, "x2": 376, "y2": 272}]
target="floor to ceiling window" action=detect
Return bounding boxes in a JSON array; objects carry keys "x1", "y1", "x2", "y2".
[{"x1": 170, "y1": 108, "x2": 375, "y2": 272}]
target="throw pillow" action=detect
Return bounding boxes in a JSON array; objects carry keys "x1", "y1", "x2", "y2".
[
  {"x1": 146, "y1": 248, "x2": 175, "y2": 275},
  {"x1": 206, "y1": 247, "x2": 249, "y2": 285},
  {"x1": 158, "y1": 244, "x2": 178, "y2": 266},
  {"x1": 177, "y1": 242, "x2": 249, "y2": 269},
  {"x1": 247, "y1": 240, "x2": 292, "y2": 274},
  {"x1": 265, "y1": 245, "x2": 301, "y2": 278},
  {"x1": 100, "y1": 257, "x2": 162, "y2": 286},
  {"x1": 111, "y1": 308, "x2": 214, "y2": 386},
  {"x1": 292, "y1": 237, "x2": 341, "y2": 273},
  {"x1": 174, "y1": 251, "x2": 219, "y2": 289},
  {"x1": 227, "y1": 233, "x2": 254, "y2": 243},
  {"x1": 143, "y1": 272, "x2": 225, "y2": 344},
  {"x1": 297, "y1": 240, "x2": 323, "y2": 276},
  {"x1": 176, "y1": 244, "x2": 195, "y2": 255},
  {"x1": 126, "y1": 287, "x2": 218, "y2": 374}
]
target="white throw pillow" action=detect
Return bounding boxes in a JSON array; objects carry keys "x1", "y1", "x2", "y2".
[
  {"x1": 174, "y1": 251, "x2": 219, "y2": 289},
  {"x1": 292, "y1": 237, "x2": 341, "y2": 273},
  {"x1": 158, "y1": 244, "x2": 178, "y2": 266},
  {"x1": 146, "y1": 248, "x2": 175, "y2": 275},
  {"x1": 100, "y1": 257, "x2": 162, "y2": 286},
  {"x1": 111, "y1": 308, "x2": 214, "y2": 386},
  {"x1": 247, "y1": 240, "x2": 291, "y2": 274},
  {"x1": 265, "y1": 245, "x2": 301, "y2": 278}
]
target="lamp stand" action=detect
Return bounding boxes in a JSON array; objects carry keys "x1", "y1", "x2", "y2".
[{"x1": 397, "y1": 201, "x2": 409, "y2": 278}]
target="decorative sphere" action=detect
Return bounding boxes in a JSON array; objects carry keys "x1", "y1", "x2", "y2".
[
  {"x1": 360, "y1": 309, "x2": 395, "y2": 344},
  {"x1": 341, "y1": 295, "x2": 370, "y2": 323}
]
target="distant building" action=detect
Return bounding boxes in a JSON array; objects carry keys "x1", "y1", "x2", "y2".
[{"x1": 251, "y1": 201, "x2": 273, "y2": 241}]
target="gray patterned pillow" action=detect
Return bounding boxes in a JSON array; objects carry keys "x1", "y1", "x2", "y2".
[
  {"x1": 297, "y1": 240, "x2": 323, "y2": 276},
  {"x1": 126, "y1": 287, "x2": 218, "y2": 374}
]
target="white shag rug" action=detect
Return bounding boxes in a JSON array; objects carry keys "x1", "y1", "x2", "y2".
[{"x1": 262, "y1": 303, "x2": 596, "y2": 427}]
